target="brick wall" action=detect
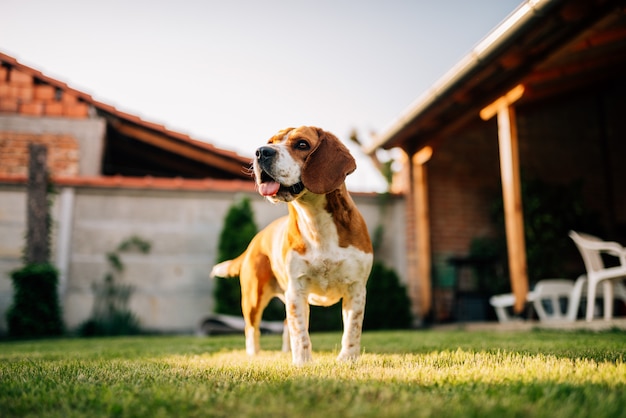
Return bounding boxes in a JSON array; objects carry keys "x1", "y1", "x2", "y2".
[
  {"x1": 424, "y1": 82, "x2": 626, "y2": 263},
  {"x1": 516, "y1": 83, "x2": 626, "y2": 233},
  {"x1": 0, "y1": 132, "x2": 79, "y2": 177},
  {"x1": 428, "y1": 119, "x2": 502, "y2": 256},
  {"x1": 0, "y1": 66, "x2": 89, "y2": 118}
]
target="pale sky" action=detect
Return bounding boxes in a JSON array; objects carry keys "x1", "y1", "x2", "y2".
[{"x1": 3, "y1": 0, "x2": 521, "y2": 191}]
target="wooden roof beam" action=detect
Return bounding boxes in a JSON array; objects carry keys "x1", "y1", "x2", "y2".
[{"x1": 112, "y1": 121, "x2": 250, "y2": 178}]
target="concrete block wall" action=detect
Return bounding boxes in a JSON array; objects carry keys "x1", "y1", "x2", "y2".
[{"x1": 0, "y1": 183, "x2": 405, "y2": 334}]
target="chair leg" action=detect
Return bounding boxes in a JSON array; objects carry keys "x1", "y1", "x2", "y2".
[
  {"x1": 567, "y1": 276, "x2": 586, "y2": 321},
  {"x1": 602, "y1": 281, "x2": 614, "y2": 320},
  {"x1": 586, "y1": 280, "x2": 597, "y2": 321}
]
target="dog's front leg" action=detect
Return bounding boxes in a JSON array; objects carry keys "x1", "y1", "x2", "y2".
[
  {"x1": 285, "y1": 288, "x2": 312, "y2": 365},
  {"x1": 338, "y1": 285, "x2": 367, "y2": 361},
  {"x1": 281, "y1": 319, "x2": 291, "y2": 352}
]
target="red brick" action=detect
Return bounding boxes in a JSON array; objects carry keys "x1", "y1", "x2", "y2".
[
  {"x1": 0, "y1": 84, "x2": 33, "y2": 100},
  {"x1": 9, "y1": 69, "x2": 32, "y2": 86},
  {"x1": 19, "y1": 101, "x2": 44, "y2": 116},
  {"x1": 0, "y1": 98, "x2": 19, "y2": 113},
  {"x1": 0, "y1": 66, "x2": 8, "y2": 81},
  {"x1": 16, "y1": 86, "x2": 34, "y2": 101},
  {"x1": 34, "y1": 85, "x2": 56, "y2": 101},
  {"x1": 60, "y1": 91, "x2": 77, "y2": 103},
  {"x1": 0, "y1": 84, "x2": 10, "y2": 98},
  {"x1": 0, "y1": 132, "x2": 80, "y2": 177},
  {"x1": 64, "y1": 102, "x2": 88, "y2": 118},
  {"x1": 44, "y1": 101, "x2": 64, "y2": 116}
]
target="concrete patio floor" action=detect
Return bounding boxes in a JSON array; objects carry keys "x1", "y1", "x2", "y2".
[{"x1": 433, "y1": 317, "x2": 626, "y2": 332}]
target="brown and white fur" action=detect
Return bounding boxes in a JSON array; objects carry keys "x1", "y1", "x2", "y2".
[{"x1": 210, "y1": 126, "x2": 373, "y2": 365}]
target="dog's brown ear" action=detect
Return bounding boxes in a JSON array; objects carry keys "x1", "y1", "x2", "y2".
[{"x1": 301, "y1": 128, "x2": 356, "y2": 194}]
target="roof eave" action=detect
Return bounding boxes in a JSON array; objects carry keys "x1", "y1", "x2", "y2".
[{"x1": 365, "y1": 0, "x2": 559, "y2": 154}]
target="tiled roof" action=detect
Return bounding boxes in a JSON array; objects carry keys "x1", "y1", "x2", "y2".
[
  {"x1": 0, "y1": 51, "x2": 251, "y2": 169},
  {"x1": 0, "y1": 173, "x2": 256, "y2": 192}
]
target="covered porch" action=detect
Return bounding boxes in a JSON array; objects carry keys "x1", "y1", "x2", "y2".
[{"x1": 367, "y1": 0, "x2": 626, "y2": 322}]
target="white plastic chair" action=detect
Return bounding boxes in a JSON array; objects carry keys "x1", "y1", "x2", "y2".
[
  {"x1": 531, "y1": 279, "x2": 578, "y2": 322},
  {"x1": 569, "y1": 231, "x2": 626, "y2": 321},
  {"x1": 489, "y1": 293, "x2": 522, "y2": 322},
  {"x1": 489, "y1": 279, "x2": 577, "y2": 323}
]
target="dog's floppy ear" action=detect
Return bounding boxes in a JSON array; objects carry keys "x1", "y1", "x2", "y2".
[{"x1": 301, "y1": 128, "x2": 356, "y2": 194}]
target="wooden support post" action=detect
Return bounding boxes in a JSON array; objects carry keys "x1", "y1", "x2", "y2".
[
  {"x1": 26, "y1": 143, "x2": 50, "y2": 264},
  {"x1": 411, "y1": 146, "x2": 433, "y2": 317},
  {"x1": 480, "y1": 85, "x2": 528, "y2": 313}
]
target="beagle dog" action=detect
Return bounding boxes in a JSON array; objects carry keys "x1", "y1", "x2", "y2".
[{"x1": 211, "y1": 126, "x2": 373, "y2": 365}]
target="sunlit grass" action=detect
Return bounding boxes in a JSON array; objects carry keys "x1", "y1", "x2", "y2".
[{"x1": 1, "y1": 330, "x2": 625, "y2": 417}]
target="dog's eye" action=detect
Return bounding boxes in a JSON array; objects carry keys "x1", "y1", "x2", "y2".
[{"x1": 295, "y1": 140, "x2": 310, "y2": 150}]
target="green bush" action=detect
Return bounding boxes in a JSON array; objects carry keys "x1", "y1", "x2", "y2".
[
  {"x1": 363, "y1": 261, "x2": 413, "y2": 330},
  {"x1": 78, "y1": 311, "x2": 140, "y2": 337},
  {"x1": 214, "y1": 197, "x2": 257, "y2": 317},
  {"x1": 6, "y1": 263, "x2": 64, "y2": 338}
]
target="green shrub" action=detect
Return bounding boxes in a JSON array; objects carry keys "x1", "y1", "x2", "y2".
[
  {"x1": 6, "y1": 263, "x2": 64, "y2": 338},
  {"x1": 214, "y1": 197, "x2": 257, "y2": 317},
  {"x1": 363, "y1": 261, "x2": 412, "y2": 330}
]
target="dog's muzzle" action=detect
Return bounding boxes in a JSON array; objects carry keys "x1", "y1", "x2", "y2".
[{"x1": 254, "y1": 146, "x2": 304, "y2": 198}]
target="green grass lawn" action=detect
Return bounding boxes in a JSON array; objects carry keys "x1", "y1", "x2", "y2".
[{"x1": 1, "y1": 329, "x2": 625, "y2": 418}]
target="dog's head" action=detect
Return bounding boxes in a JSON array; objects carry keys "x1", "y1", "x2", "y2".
[{"x1": 253, "y1": 126, "x2": 356, "y2": 202}]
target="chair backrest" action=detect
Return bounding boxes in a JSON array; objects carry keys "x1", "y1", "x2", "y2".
[
  {"x1": 532, "y1": 279, "x2": 575, "y2": 321},
  {"x1": 568, "y1": 231, "x2": 606, "y2": 274}
]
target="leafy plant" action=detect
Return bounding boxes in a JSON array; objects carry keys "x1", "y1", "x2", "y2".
[
  {"x1": 213, "y1": 197, "x2": 257, "y2": 317},
  {"x1": 481, "y1": 178, "x2": 600, "y2": 289},
  {"x1": 363, "y1": 261, "x2": 412, "y2": 329},
  {"x1": 7, "y1": 160, "x2": 64, "y2": 339},
  {"x1": 6, "y1": 263, "x2": 64, "y2": 338},
  {"x1": 214, "y1": 197, "x2": 286, "y2": 320},
  {"x1": 78, "y1": 236, "x2": 151, "y2": 336}
]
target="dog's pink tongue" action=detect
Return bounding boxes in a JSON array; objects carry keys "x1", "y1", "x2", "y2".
[{"x1": 259, "y1": 181, "x2": 280, "y2": 196}]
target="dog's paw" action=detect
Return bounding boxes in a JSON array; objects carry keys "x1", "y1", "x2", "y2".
[
  {"x1": 292, "y1": 351, "x2": 313, "y2": 366},
  {"x1": 337, "y1": 349, "x2": 360, "y2": 362}
]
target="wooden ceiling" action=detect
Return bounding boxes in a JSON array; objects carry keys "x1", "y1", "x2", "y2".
[{"x1": 377, "y1": 0, "x2": 626, "y2": 154}]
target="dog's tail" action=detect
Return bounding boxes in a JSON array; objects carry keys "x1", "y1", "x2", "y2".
[{"x1": 210, "y1": 254, "x2": 245, "y2": 279}]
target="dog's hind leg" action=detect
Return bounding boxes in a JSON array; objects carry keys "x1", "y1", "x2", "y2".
[
  {"x1": 240, "y1": 254, "x2": 275, "y2": 356},
  {"x1": 242, "y1": 289, "x2": 276, "y2": 356}
]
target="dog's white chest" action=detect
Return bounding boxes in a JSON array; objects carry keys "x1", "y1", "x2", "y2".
[{"x1": 288, "y1": 246, "x2": 372, "y2": 306}]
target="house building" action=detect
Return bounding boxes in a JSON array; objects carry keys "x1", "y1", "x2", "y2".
[
  {"x1": 367, "y1": 0, "x2": 626, "y2": 322},
  {"x1": 0, "y1": 52, "x2": 406, "y2": 333}
]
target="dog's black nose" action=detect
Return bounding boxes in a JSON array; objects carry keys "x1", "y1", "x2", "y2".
[{"x1": 256, "y1": 146, "x2": 276, "y2": 162}]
